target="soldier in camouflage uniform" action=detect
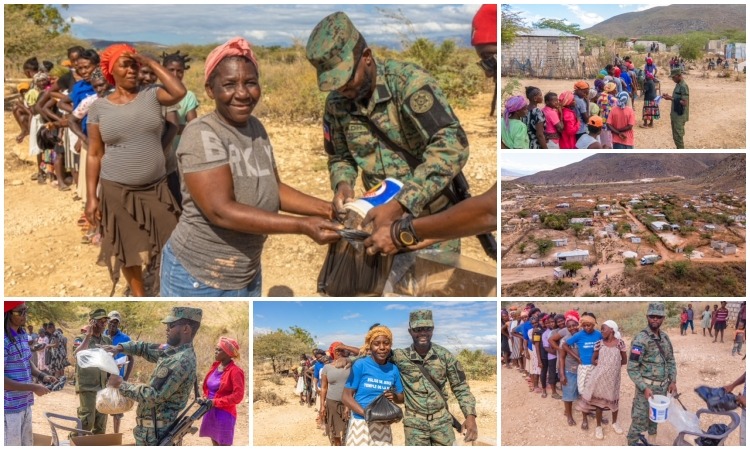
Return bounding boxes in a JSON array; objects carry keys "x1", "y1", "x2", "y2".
[
  {"x1": 305, "y1": 12, "x2": 470, "y2": 252},
  {"x1": 626, "y1": 302, "x2": 677, "y2": 445},
  {"x1": 73, "y1": 308, "x2": 113, "y2": 436},
  {"x1": 103, "y1": 307, "x2": 201, "y2": 446},
  {"x1": 393, "y1": 310, "x2": 478, "y2": 445}
]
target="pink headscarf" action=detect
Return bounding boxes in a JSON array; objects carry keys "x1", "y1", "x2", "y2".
[
  {"x1": 646, "y1": 72, "x2": 654, "y2": 80},
  {"x1": 503, "y1": 95, "x2": 529, "y2": 129},
  {"x1": 564, "y1": 309, "x2": 580, "y2": 324},
  {"x1": 218, "y1": 337, "x2": 240, "y2": 358},
  {"x1": 204, "y1": 37, "x2": 259, "y2": 82},
  {"x1": 558, "y1": 91, "x2": 575, "y2": 107}
]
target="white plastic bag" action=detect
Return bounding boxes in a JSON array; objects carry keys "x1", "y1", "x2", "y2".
[
  {"x1": 667, "y1": 398, "x2": 701, "y2": 434},
  {"x1": 76, "y1": 348, "x2": 120, "y2": 375},
  {"x1": 95, "y1": 386, "x2": 134, "y2": 414}
]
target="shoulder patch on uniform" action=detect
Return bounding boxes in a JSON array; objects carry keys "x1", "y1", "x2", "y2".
[
  {"x1": 153, "y1": 366, "x2": 171, "y2": 390},
  {"x1": 323, "y1": 120, "x2": 335, "y2": 156},
  {"x1": 409, "y1": 89, "x2": 434, "y2": 114},
  {"x1": 630, "y1": 344, "x2": 643, "y2": 362},
  {"x1": 405, "y1": 85, "x2": 456, "y2": 138},
  {"x1": 156, "y1": 366, "x2": 169, "y2": 378}
]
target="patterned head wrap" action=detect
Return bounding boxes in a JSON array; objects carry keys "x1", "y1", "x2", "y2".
[
  {"x1": 100, "y1": 43, "x2": 137, "y2": 86},
  {"x1": 204, "y1": 37, "x2": 259, "y2": 83},
  {"x1": 503, "y1": 95, "x2": 529, "y2": 129},
  {"x1": 90, "y1": 67, "x2": 106, "y2": 84},
  {"x1": 218, "y1": 336, "x2": 240, "y2": 358},
  {"x1": 361, "y1": 325, "x2": 393, "y2": 355},
  {"x1": 588, "y1": 88, "x2": 598, "y2": 100},
  {"x1": 564, "y1": 309, "x2": 580, "y2": 324},
  {"x1": 594, "y1": 79, "x2": 605, "y2": 93},
  {"x1": 604, "y1": 82, "x2": 617, "y2": 94},
  {"x1": 49, "y1": 65, "x2": 70, "y2": 79},
  {"x1": 32, "y1": 72, "x2": 50, "y2": 85},
  {"x1": 558, "y1": 90, "x2": 575, "y2": 107},
  {"x1": 580, "y1": 315, "x2": 597, "y2": 326},
  {"x1": 599, "y1": 69, "x2": 608, "y2": 77},
  {"x1": 617, "y1": 91, "x2": 630, "y2": 109}
]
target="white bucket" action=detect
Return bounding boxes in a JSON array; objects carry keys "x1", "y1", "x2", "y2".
[{"x1": 648, "y1": 394, "x2": 670, "y2": 423}]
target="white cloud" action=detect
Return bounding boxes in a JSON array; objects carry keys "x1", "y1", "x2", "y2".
[
  {"x1": 565, "y1": 5, "x2": 605, "y2": 26},
  {"x1": 342, "y1": 313, "x2": 361, "y2": 320},
  {"x1": 246, "y1": 30, "x2": 268, "y2": 41},
  {"x1": 255, "y1": 314, "x2": 264, "y2": 319},
  {"x1": 70, "y1": 16, "x2": 92, "y2": 25},
  {"x1": 384, "y1": 304, "x2": 409, "y2": 311},
  {"x1": 636, "y1": 4, "x2": 661, "y2": 12},
  {"x1": 253, "y1": 327, "x2": 273, "y2": 336}
]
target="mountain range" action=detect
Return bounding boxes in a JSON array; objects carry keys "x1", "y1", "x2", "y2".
[
  {"x1": 515, "y1": 154, "x2": 743, "y2": 188},
  {"x1": 584, "y1": 4, "x2": 746, "y2": 38}
]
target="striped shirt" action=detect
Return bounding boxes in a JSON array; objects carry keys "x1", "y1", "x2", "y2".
[
  {"x1": 4, "y1": 328, "x2": 34, "y2": 413},
  {"x1": 87, "y1": 84, "x2": 166, "y2": 186},
  {"x1": 715, "y1": 308, "x2": 729, "y2": 323}
]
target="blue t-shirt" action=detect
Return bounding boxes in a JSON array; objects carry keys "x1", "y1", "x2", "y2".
[
  {"x1": 104, "y1": 330, "x2": 131, "y2": 377},
  {"x1": 345, "y1": 356, "x2": 404, "y2": 420},
  {"x1": 70, "y1": 80, "x2": 96, "y2": 135},
  {"x1": 620, "y1": 72, "x2": 633, "y2": 93},
  {"x1": 314, "y1": 361, "x2": 325, "y2": 388},
  {"x1": 565, "y1": 329, "x2": 603, "y2": 365},
  {"x1": 514, "y1": 321, "x2": 534, "y2": 350},
  {"x1": 575, "y1": 96, "x2": 588, "y2": 134}
]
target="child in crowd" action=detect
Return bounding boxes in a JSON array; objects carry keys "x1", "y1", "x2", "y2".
[{"x1": 733, "y1": 323, "x2": 745, "y2": 356}]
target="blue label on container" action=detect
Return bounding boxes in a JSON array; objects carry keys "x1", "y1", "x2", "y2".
[{"x1": 360, "y1": 179, "x2": 403, "y2": 208}]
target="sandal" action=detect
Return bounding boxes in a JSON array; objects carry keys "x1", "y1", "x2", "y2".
[
  {"x1": 581, "y1": 420, "x2": 589, "y2": 431},
  {"x1": 567, "y1": 416, "x2": 577, "y2": 426},
  {"x1": 551, "y1": 393, "x2": 562, "y2": 400},
  {"x1": 533, "y1": 387, "x2": 542, "y2": 394},
  {"x1": 541, "y1": 391, "x2": 547, "y2": 398},
  {"x1": 595, "y1": 426, "x2": 604, "y2": 440}
]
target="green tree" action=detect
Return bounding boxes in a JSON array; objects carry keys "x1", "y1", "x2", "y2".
[
  {"x1": 624, "y1": 257, "x2": 637, "y2": 268},
  {"x1": 561, "y1": 261, "x2": 583, "y2": 275},
  {"x1": 646, "y1": 235, "x2": 658, "y2": 246},
  {"x1": 254, "y1": 330, "x2": 310, "y2": 373},
  {"x1": 570, "y1": 222, "x2": 585, "y2": 237},
  {"x1": 532, "y1": 18, "x2": 581, "y2": 35},
  {"x1": 684, "y1": 245, "x2": 695, "y2": 260},
  {"x1": 287, "y1": 326, "x2": 315, "y2": 349},
  {"x1": 501, "y1": 5, "x2": 527, "y2": 46},
  {"x1": 672, "y1": 261, "x2": 690, "y2": 279},
  {"x1": 535, "y1": 239, "x2": 554, "y2": 256},
  {"x1": 518, "y1": 242, "x2": 527, "y2": 254},
  {"x1": 4, "y1": 4, "x2": 70, "y2": 62},
  {"x1": 518, "y1": 209, "x2": 530, "y2": 219},
  {"x1": 677, "y1": 33, "x2": 706, "y2": 60}
]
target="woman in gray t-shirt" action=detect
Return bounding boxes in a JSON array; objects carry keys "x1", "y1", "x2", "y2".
[
  {"x1": 86, "y1": 44, "x2": 187, "y2": 296},
  {"x1": 160, "y1": 37, "x2": 340, "y2": 297}
]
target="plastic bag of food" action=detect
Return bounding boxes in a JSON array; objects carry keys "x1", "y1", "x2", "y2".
[
  {"x1": 667, "y1": 398, "x2": 701, "y2": 434},
  {"x1": 317, "y1": 239, "x2": 394, "y2": 296},
  {"x1": 76, "y1": 348, "x2": 120, "y2": 375},
  {"x1": 96, "y1": 386, "x2": 134, "y2": 414}
]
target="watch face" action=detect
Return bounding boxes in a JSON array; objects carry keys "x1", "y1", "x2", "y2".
[{"x1": 399, "y1": 231, "x2": 415, "y2": 246}]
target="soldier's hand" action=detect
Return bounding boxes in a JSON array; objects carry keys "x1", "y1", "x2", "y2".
[
  {"x1": 107, "y1": 375, "x2": 123, "y2": 389},
  {"x1": 462, "y1": 415, "x2": 478, "y2": 442},
  {"x1": 362, "y1": 200, "x2": 406, "y2": 232},
  {"x1": 101, "y1": 345, "x2": 122, "y2": 355},
  {"x1": 644, "y1": 388, "x2": 654, "y2": 400},
  {"x1": 364, "y1": 224, "x2": 398, "y2": 256},
  {"x1": 333, "y1": 182, "x2": 355, "y2": 222},
  {"x1": 668, "y1": 382, "x2": 677, "y2": 395}
]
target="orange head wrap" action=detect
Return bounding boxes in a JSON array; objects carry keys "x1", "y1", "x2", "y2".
[
  {"x1": 329, "y1": 341, "x2": 343, "y2": 358},
  {"x1": 100, "y1": 44, "x2": 136, "y2": 86},
  {"x1": 204, "y1": 37, "x2": 259, "y2": 83},
  {"x1": 361, "y1": 326, "x2": 393, "y2": 355},
  {"x1": 574, "y1": 80, "x2": 590, "y2": 90},
  {"x1": 218, "y1": 336, "x2": 240, "y2": 358}
]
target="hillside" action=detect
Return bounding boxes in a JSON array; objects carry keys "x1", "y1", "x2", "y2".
[
  {"x1": 690, "y1": 153, "x2": 747, "y2": 193},
  {"x1": 516, "y1": 153, "x2": 730, "y2": 186},
  {"x1": 584, "y1": 4, "x2": 746, "y2": 38}
]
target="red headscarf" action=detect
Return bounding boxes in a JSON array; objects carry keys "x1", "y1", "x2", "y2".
[
  {"x1": 204, "y1": 37, "x2": 258, "y2": 82},
  {"x1": 471, "y1": 4, "x2": 497, "y2": 46},
  {"x1": 100, "y1": 44, "x2": 137, "y2": 85},
  {"x1": 218, "y1": 337, "x2": 240, "y2": 358},
  {"x1": 564, "y1": 309, "x2": 580, "y2": 324},
  {"x1": 4, "y1": 301, "x2": 25, "y2": 313},
  {"x1": 329, "y1": 341, "x2": 343, "y2": 358}
]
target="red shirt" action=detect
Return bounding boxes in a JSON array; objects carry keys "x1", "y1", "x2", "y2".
[
  {"x1": 560, "y1": 108, "x2": 579, "y2": 149},
  {"x1": 608, "y1": 106, "x2": 635, "y2": 146},
  {"x1": 202, "y1": 360, "x2": 245, "y2": 418}
]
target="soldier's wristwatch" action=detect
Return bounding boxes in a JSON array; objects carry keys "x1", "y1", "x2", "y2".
[{"x1": 391, "y1": 215, "x2": 421, "y2": 248}]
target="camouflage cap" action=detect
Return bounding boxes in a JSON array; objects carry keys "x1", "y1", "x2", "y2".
[
  {"x1": 409, "y1": 310, "x2": 434, "y2": 329},
  {"x1": 306, "y1": 11, "x2": 366, "y2": 92},
  {"x1": 647, "y1": 302, "x2": 666, "y2": 317},
  {"x1": 161, "y1": 307, "x2": 203, "y2": 324},
  {"x1": 89, "y1": 308, "x2": 108, "y2": 320},
  {"x1": 670, "y1": 67, "x2": 683, "y2": 77}
]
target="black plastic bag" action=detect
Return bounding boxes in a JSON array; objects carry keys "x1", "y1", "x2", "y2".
[
  {"x1": 694, "y1": 386, "x2": 738, "y2": 412},
  {"x1": 363, "y1": 389, "x2": 402, "y2": 423},
  {"x1": 694, "y1": 423, "x2": 729, "y2": 446},
  {"x1": 317, "y1": 240, "x2": 394, "y2": 296}
]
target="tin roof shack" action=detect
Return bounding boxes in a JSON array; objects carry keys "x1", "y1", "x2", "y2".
[
  {"x1": 555, "y1": 249, "x2": 590, "y2": 263},
  {"x1": 572, "y1": 193, "x2": 583, "y2": 198},
  {"x1": 501, "y1": 29, "x2": 583, "y2": 78},
  {"x1": 552, "y1": 238, "x2": 568, "y2": 247},
  {"x1": 726, "y1": 43, "x2": 746, "y2": 60},
  {"x1": 570, "y1": 218, "x2": 593, "y2": 226},
  {"x1": 634, "y1": 40, "x2": 667, "y2": 52},
  {"x1": 706, "y1": 39, "x2": 726, "y2": 54},
  {"x1": 650, "y1": 221, "x2": 670, "y2": 232}
]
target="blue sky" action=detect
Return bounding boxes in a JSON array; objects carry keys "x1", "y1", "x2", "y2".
[
  {"x1": 58, "y1": 3, "x2": 482, "y2": 48},
  {"x1": 501, "y1": 152, "x2": 592, "y2": 173},
  {"x1": 504, "y1": 3, "x2": 666, "y2": 30},
  {"x1": 253, "y1": 301, "x2": 497, "y2": 354}
]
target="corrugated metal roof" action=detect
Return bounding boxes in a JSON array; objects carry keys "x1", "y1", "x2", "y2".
[
  {"x1": 518, "y1": 29, "x2": 582, "y2": 38},
  {"x1": 651, "y1": 221, "x2": 669, "y2": 228},
  {"x1": 557, "y1": 250, "x2": 590, "y2": 258}
]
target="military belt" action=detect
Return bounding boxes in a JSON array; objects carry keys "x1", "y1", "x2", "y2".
[
  {"x1": 642, "y1": 377, "x2": 668, "y2": 386},
  {"x1": 136, "y1": 418, "x2": 168, "y2": 428},
  {"x1": 408, "y1": 407, "x2": 447, "y2": 421}
]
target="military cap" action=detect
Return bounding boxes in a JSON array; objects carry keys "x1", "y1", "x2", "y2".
[
  {"x1": 670, "y1": 68, "x2": 683, "y2": 77},
  {"x1": 409, "y1": 310, "x2": 434, "y2": 328},
  {"x1": 306, "y1": 11, "x2": 365, "y2": 92},
  {"x1": 89, "y1": 308, "x2": 108, "y2": 320},
  {"x1": 108, "y1": 310, "x2": 122, "y2": 322},
  {"x1": 647, "y1": 302, "x2": 666, "y2": 317},
  {"x1": 161, "y1": 307, "x2": 203, "y2": 324}
]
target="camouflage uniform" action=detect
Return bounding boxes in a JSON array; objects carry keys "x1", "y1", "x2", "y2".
[
  {"x1": 626, "y1": 302, "x2": 676, "y2": 445},
  {"x1": 306, "y1": 12, "x2": 470, "y2": 251},
  {"x1": 117, "y1": 307, "x2": 201, "y2": 446},
  {"x1": 669, "y1": 69, "x2": 689, "y2": 149},
  {"x1": 391, "y1": 310, "x2": 477, "y2": 446},
  {"x1": 74, "y1": 309, "x2": 112, "y2": 436}
]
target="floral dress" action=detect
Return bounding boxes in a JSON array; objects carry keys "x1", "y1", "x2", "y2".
[{"x1": 523, "y1": 107, "x2": 546, "y2": 149}]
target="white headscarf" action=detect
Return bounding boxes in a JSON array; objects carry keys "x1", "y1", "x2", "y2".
[{"x1": 603, "y1": 320, "x2": 621, "y2": 340}]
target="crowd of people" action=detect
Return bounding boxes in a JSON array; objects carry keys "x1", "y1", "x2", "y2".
[
  {"x1": 501, "y1": 302, "x2": 746, "y2": 445},
  {"x1": 11, "y1": 6, "x2": 498, "y2": 297},
  {"x1": 502, "y1": 51, "x2": 692, "y2": 149},
  {"x1": 291, "y1": 309, "x2": 479, "y2": 446},
  {"x1": 4, "y1": 302, "x2": 246, "y2": 446}
]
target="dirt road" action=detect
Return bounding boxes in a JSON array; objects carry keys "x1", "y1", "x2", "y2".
[
  {"x1": 3, "y1": 93, "x2": 497, "y2": 297},
  {"x1": 501, "y1": 326, "x2": 745, "y2": 446},
  {"x1": 501, "y1": 74, "x2": 746, "y2": 149},
  {"x1": 253, "y1": 374, "x2": 497, "y2": 446},
  {"x1": 29, "y1": 381, "x2": 249, "y2": 446}
]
